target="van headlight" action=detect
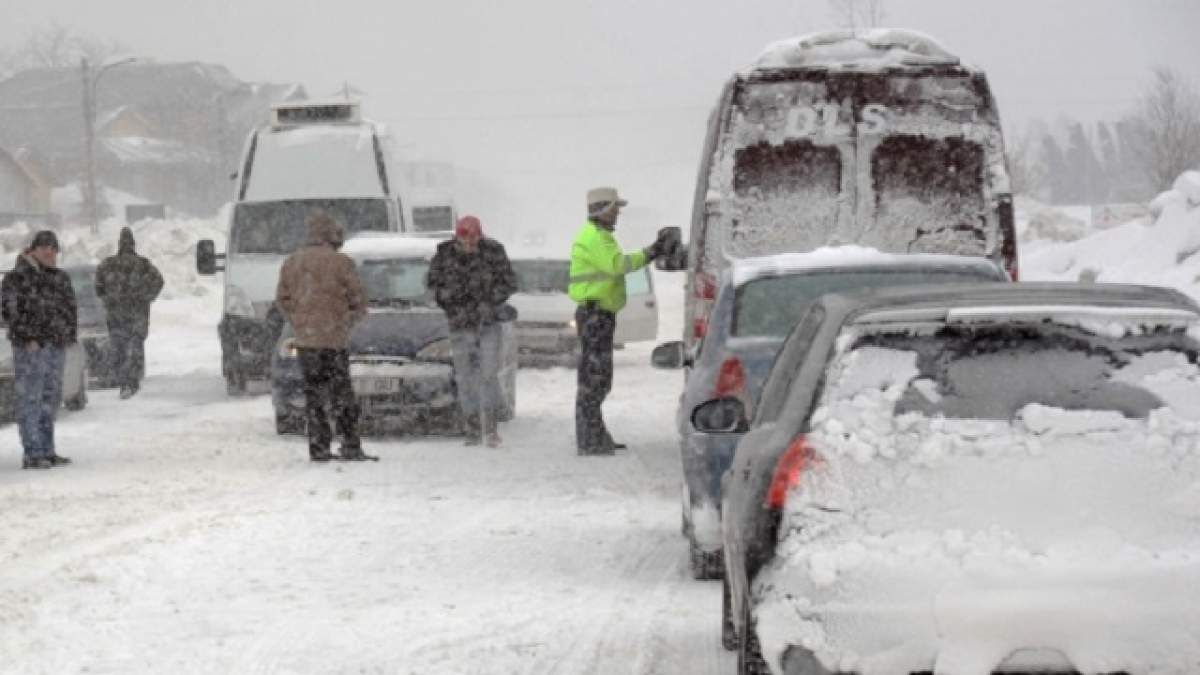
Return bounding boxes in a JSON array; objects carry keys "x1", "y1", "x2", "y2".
[
  {"x1": 416, "y1": 338, "x2": 453, "y2": 363},
  {"x1": 226, "y1": 285, "x2": 255, "y2": 319},
  {"x1": 278, "y1": 337, "x2": 299, "y2": 359}
]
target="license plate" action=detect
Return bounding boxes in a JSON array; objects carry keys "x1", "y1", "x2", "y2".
[{"x1": 353, "y1": 377, "x2": 400, "y2": 395}]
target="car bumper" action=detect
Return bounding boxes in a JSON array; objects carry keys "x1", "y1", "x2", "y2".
[
  {"x1": 273, "y1": 358, "x2": 460, "y2": 432},
  {"x1": 681, "y1": 431, "x2": 742, "y2": 551}
]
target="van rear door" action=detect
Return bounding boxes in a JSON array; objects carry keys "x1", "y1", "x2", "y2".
[{"x1": 615, "y1": 267, "x2": 658, "y2": 346}]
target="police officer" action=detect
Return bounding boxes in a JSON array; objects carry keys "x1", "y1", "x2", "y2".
[{"x1": 568, "y1": 187, "x2": 669, "y2": 455}]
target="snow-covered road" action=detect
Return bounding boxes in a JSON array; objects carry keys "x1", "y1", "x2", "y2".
[{"x1": 0, "y1": 281, "x2": 734, "y2": 674}]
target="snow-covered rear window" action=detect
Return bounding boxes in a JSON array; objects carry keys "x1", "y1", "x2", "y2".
[
  {"x1": 412, "y1": 206, "x2": 454, "y2": 233},
  {"x1": 513, "y1": 260, "x2": 569, "y2": 294},
  {"x1": 732, "y1": 267, "x2": 999, "y2": 338},
  {"x1": 870, "y1": 136, "x2": 987, "y2": 256},
  {"x1": 231, "y1": 198, "x2": 390, "y2": 255},
  {"x1": 825, "y1": 323, "x2": 1200, "y2": 423}
]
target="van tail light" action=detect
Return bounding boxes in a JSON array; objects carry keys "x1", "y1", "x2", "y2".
[
  {"x1": 693, "y1": 318, "x2": 708, "y2": 339},
  {"x1": 714, "y1": 356, "x2": 746, "y2": 398},
  {"x1": 696, "y1": 273, "x2": 716, "y2": 300},
  {"x1": 1005, "y1": 259, "x2": 1019, "y2": 282},
  {"x1": 766, "y1": 436, "x2": 815, "y2": 510}
]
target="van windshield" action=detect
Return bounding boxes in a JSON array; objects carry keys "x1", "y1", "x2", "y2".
[{"x1": 231, "y1": 199, "x2": 390, "y2": 255}]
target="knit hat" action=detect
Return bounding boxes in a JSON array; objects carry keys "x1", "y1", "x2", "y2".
[{"x1": 30, "y1": 230, "x2": 59, "y2": 251}]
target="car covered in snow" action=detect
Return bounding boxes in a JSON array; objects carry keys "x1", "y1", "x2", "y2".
[
  {"x1": 650, "y1": 249, "x2": 1007, "y2": 580},
  {"x1": 716, "y1": 282, "x2": 1200, "y2": 675},
  {"x1": 0, "y1": 266, "x2": 94, "y2": 418},
  {"x1": 673, "y1": 29, "x2": 1019, "y2": 358},
  {"x1": 270, "y1": 235, "x2": 516, "y2": 435},
  {"x1": 508, "y1": 257, "x2": 658, "y2": 364}
]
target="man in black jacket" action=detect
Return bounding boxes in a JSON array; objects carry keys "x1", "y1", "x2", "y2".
[
  {"x1": 96, "y1": 227, "x2": 164, "y2": 399},
  {"x1": 426, "y1": 215, "x2": 517, "y2": 447},
  {"x1": 0, "y1": 231, "x2": 77, "y2": 469}
]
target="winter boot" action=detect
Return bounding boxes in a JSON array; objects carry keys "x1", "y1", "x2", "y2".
[
  {"x1": 47, "y1": 454, "x2": 72, "y2": 466},
  {"x1": 22, "y1": 456, "x2": 52, "y2": 470},
  {"x1": 483, "y1": 412, "x2": 500, "y2": 448},
  {"x1": 119, "y1": 385, "x2": 135, "y2": 400},
  {"x1": 462, "y1": 415, "x2": 482, "y2": 446},
  {"x1": 309, "y1": 447, "x2": 335, "y2": 463},
  {"x1": 338, "y1": 445, "x2": 379, "y2": 462}
]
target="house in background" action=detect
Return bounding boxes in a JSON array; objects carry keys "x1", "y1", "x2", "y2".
[
  {"x1": 0, "y1": 145, "x2": 56, "y2": 227},
  {"x1": 0, "y1": 62, "x2": 307, "y2": 218}
]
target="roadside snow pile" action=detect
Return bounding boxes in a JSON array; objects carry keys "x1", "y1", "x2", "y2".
[
  {"x1": 0, "y1": 213, "x2": 225, "y2": 301},
  {"x1": 1023, "y1": 172, "x2": 1200, "y2": 302},
  {"x1": 753, "y1": 328, "x2": 1200, "y2": 675},
  {"x1": 1017, "y1": 199, "x2": 1087, "y2": 243}
]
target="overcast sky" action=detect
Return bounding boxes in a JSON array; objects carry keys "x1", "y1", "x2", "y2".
[{"x1": 4, "y1": 0, "x2": 1198, "y2": 241}]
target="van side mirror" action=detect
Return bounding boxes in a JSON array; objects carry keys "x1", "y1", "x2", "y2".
[
  {"x1": 196, "y1": 239, "x2": 225, "y2": 275},
  {"x1": 692, "y1": 398, "x2": 748, "y2": 433},
  {"x1": 651, "y1": 341, "x2": 688, "y2": 369}
]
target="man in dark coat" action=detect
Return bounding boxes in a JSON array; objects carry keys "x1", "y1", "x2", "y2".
[
  {"x1": 95, "y1": 227, "x2": 164, "y2": 399},
  {"x1": 1, "y1": 231, "x2": 77, "y2": 469},
  {"x1": 426, "y1": 215, "x2": 517, "y2": 447},
  {"x1": 276, "y1": 209, "x2": 372, "y2": 462}
]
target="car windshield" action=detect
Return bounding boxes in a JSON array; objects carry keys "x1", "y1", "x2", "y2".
[
  {"x1": 732, "y1": 267, "x2": 999, "y2": 337},
  {"x1": 357, "y1": 258, "x2": 433, "y2": 306},
  {"x1": 230, "y1": 198, "x2": 390, "y2": 255},
  {"x1": 514, "y1": 260, "x2": 570, "y2": 294},
  {"x1": 836, "y1": 322, "x2": 1200, "y2": 421}
]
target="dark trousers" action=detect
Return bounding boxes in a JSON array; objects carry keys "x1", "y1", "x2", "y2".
[
  {"x1": 575, "y1": 304, "x2": 615, "y2": 451},
  {"x1": 108, "y1": 323, "x2": 146, "y2": 390},
  {"x1": 297, "y1": 348, "x2": 361, "y2": 455}
]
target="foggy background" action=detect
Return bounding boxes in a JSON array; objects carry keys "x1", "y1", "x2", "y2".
[{"x1": 3, "y1": 0, "x2": 1198, "y2": 252}]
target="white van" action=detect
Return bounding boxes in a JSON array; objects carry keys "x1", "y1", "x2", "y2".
[
  {"x1": 508, "y1": 258, "x2": 658, "y2": 363},
  {"x1": 668, "y1": 30, "x2": 1019, "y2": 351},
  {"x1": 197, "y1": 100, "x2": 409, "y2": 394}
]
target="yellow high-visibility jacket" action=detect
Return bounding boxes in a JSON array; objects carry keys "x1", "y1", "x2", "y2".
[{"x1": 568, "y1": 220, "x2": 647, "y2": 314}]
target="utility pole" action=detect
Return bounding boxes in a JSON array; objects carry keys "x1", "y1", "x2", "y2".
[{"x1": 81, "y1": 58, "x2": 99, "y2": 233}]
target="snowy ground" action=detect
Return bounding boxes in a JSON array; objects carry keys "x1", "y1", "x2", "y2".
[
  {"x1": 2, "y1": 173, "x2": 1199, "y2": 674},
  {"x1": 0, "y1": 228, "x2": 736, "y2": 673}
]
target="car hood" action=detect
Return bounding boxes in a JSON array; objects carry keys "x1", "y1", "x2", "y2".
[{"x1": 348, "y1": 307, "x2": 449, "y2": 359}]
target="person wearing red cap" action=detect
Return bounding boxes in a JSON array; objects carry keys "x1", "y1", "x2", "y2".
[{"x1": 427, "y1": 215, "x2": 518, "y2": 446}]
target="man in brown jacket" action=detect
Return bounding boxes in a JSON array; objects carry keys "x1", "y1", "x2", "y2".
[{"x1": 275, "y1": 210, "x2": 373, "y2": 462}]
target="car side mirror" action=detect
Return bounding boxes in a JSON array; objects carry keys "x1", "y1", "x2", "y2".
[
  {"x1": 692, "y1": 397, "x2": 748, "y2": 434},
  {"x1": 196, "y1": 239, "x2": 225, "y2": 275},
  {"x1": 651, "y1": 341, "x2": 688, "y2": 369}
]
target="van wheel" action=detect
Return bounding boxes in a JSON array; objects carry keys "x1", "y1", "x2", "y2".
[
  {"x1": 721, "y1": 576, "x2": 738, "y2": 651},
  {"x1": 738, "y1": 601, "x2": 770, "y2": 675}
]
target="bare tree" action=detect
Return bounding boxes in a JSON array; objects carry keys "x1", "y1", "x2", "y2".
[
  {"x1": 827, "y1": 0, "x2": 886, "y2": 31},
  {"x1": 1005, "y1": 127, "x2": 1046, "y2": 198},
  {"x1": 0, "y1": 21, "x2": 127, "y2": 79},
  {"x1": 1126, "y1": 67, "x2": 1200, "y2": 192}
]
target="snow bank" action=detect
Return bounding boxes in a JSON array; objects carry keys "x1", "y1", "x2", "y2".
[
  {"x1": 754, "y1": 327, "x2": 1200, "y2": 675},
  {"x1": 1023, "y1": 172, "x2": 1200, "y2": 301},
  {"x1": 730, "y1": 247, "x2": 999, "y2": 287}
]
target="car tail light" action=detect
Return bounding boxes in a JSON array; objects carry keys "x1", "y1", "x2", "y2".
[
  {"x1": 714, "y1": 356, "x2": 745, "y2": 397},
  {"x1": 1005, "y1": 259, "x2": 1019, "y2": 282},
  {"x1": 766, "y1": 436, "x2": 815, "y2": 510}
]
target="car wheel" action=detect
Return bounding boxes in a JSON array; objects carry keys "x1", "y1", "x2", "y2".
[
  {"x1": 688, "y1": 538, "x2": 724, "y2": 580},
  {"x1": 721, "y1": 576, "x2": 738, "y2": 651},
  {"x1": 738, "y1": 596, "x2": 771, "y2": 675},
  {"x1": 275, "y1": 411, "x2": 304, "y2": 435}
]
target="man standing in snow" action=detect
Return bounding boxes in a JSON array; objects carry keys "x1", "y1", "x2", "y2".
[
  {"x1": 568, "y1": 188, "x2": 669, "y2": 455},
  {"x1": 427, "y1": 215, "x2": 517, "y2": 447},
  {"x1": 95, "y1": 227, "x2": 165, "y2": 399},
  {"x1": 275, "y1": 210, "x2": 373, "y2": 462},
  {"x1": 1, "y1": 231, "x2": 77, "y2": 469}
]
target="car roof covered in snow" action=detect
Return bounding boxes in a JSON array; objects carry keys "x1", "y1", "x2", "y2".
[
  {"x1": 341, "y1": 233, "x2": 440, "y2": 261},
  {"x1": 818, "y1": 282, "x2": 1200, "y2": 328},
  {"x1": 728, "y1": 247, "x2": 1004, "y2": 288},
  {"x1": 751, "y1": 28, "x2": 963, "y2": 72}
]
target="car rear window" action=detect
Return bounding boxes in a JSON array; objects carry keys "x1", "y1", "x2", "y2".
[
  {"x1": 825, "y1": 322, "x2": 1200, "y2": 421},
  {"x1": 732, "y1": 268, "x2": 1000, "y2": 338}
]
